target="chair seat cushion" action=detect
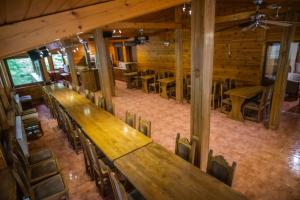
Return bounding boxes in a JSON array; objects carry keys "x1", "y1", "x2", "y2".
[
  {"x1": 29, "y1": 149, "x2": 54, "y2": 165},
  {"x1": 23, "y1": 108, "x2": 37, "y2": 115},
  {"x1": 244, "y1": 102, "x2": 259, "y2": 109},
  {"x1": 222, "y1": 98, "x2": 231, "y2": 105},
  {"x1": 22, "y1": 113, "x2": 39, "y2": 121},
  {"x1": 30, "y1": 159, "x2": 59, "y2": 183},
  {"x1": 34, "y1": 174, "x2": 66, "y2": 200}
]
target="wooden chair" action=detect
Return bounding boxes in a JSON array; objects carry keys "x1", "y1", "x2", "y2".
[
  {"x1": 175, "y1": 133, "x2": 197, "y2": 165},
  {"x1": 138, "y1": 117, "x2": 151, "y2": 138},
  {"x1": 97, "y1": 96, "x2": 106, "y2": 109},
  {"x1": 64, "y1": 112, "x2": 82, "y2": 154},
  {"x1": 107, "y1": 103, "x2": 115, "y2": 116},
  {"x1": 11, "y1": 154, "x2": 69, "y2": 200},
  {"x1": 77, "y1": 128, "x2": 93, "y2": 178},
  {"x1": 243, "y1": 86, "x2": 273, "y2": 122},
  {"x1": 108, "y1": 170, "x2": 145, "y2": 200},
  {"x1": 207, "y1": 150, "x2": 236, "y2": 187},
  {"x1": 211, "y1": 81, "x2": 220, "y2": 109},
  {"x1": 12, "y1": 151, "x2": 60, "y2": 185},
  {"x1": 84, "y1": 89, "x2": 89, "y2": 98},
  {"x1": 87, "y1": 92, "x2": 95, "y2": 103},
  {"x1": 85, "y1": 138, "x2": 110, "y2": 196},
  {"x1": 13, "y1": 94, "x2": 43, "y2": 137},
  {"x1": 125, "y1": 111, "x2": 136, "y2": 128},
  {"x1": 15, "y1": 140, "x2": 55, "y2": 165},
  {"x1": 220, "y1": 81, "x2": 232, "y2": 114},
  {"x1": 148, "y1": 72, "x2": 159, "y2": 93}
]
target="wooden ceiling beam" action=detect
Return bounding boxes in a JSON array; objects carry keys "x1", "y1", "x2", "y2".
[
  {"x1": 216, "y1": 7, "x2": 289, "y2": 24},
  {"x1": 0, "y1": 0, "x2": 189, "y2": 58},
  {"x1": 104, "y1": 22, "x2": 180, "y2": 30}
]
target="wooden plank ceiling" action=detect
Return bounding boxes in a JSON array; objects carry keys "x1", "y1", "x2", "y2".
[{"x1": 0, "y1": 0, "x2": 111, "y2": 25}]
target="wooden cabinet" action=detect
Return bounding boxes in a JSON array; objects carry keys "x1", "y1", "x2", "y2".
[
  {"x1": 113, "y1": 67, "x2": 126, "y2": 81},
  {"x1": 79, "y1": 69, "x2": 100, "y2": 92}
]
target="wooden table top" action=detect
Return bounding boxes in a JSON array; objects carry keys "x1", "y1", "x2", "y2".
[
  {"x1": 123, "y1": 72, "x2": 138, "y2": 76},
  {"x1": 0, "y1": 168, "x2": 16, "y2": 200},
  {"x1": 44, "y1": 85, "x2": 152, "y2": 161},
  {"x1": 114, "y1": 143, "x2": 247, "y2": 200},
  {"x1": 141, "y1": 74, "x2": 155, "y2": 80},
  {"x1": 224, "y1": 86, "x2": 265, "y2": 99},
  {"x1": 158, "y1": 77, "x2": 175, "y2": 84}
]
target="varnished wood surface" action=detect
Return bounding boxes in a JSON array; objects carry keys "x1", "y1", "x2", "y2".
[
  {"x1": 224, "y1": 86, "x2": 264, "y2": 121},
  {"x1": 158, "y1": 77, "x2": 175, "y2": 84},
  {"x1": 0, "y1": 168, "x2": 16, "y2": 200},
  {"x1": 224, "y1": 86, "x2": 264, "y2": 99},
  {"x1": 115, "y1": 143, "x2": 247, "y2": 200},
  {"x1": 44, "y1": 84, "x2": 152, "y2": 161}
]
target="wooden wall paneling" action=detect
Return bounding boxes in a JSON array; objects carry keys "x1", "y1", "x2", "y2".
[
  {"x1": 0, "y1": 0, "x2": 189, "y2": 58},
  {"x1": 175, "y1": 7, "x2": 184, "y2": 103},
  {"x1": 40, "y1": 58, "x2": 50, "y2": 82},
  {"x1": 0, "y1": 60, "x2": 12, "y2": 95},
  {"x1": 94, "y1": 29, "x2": 113, "y2": 108},
  {"x1": 0, "y1": 85, "x2": 11, "y2": 111},
  {"x1": 65, "y1": 48, "x2": 79, "y2": 86},
  {"x1": 0, "y1": 99, "x2": 9, "y2": 130},
  {"x1": 269, "y1": 14, "x2": 297, "y2": 130},
  {"x1": 190, "y1": 0, "x2": 215, "y2": 170},
  {"x1": 5, "y1": 0, "x2": 28, "y2": 24},
  {"x1": 47, "y1": 55, "x2": 55, "y2": 71}
]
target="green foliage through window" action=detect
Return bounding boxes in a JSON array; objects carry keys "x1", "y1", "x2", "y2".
[
  {"x1": 52, "y1": 54, "x2": 64, "y2": 69},
  {"x1": 6, "y1": 57, "x2": 43, "y2": 86}
]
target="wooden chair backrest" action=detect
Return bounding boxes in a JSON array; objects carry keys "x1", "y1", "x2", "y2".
[
  {"x1": 11, "y1": 153, "x2": 34, "y2": 199},
  {"x1": 138, "y1": 117, "x2": 151, "y2": 138},
  {"x1": 13, "y1": 145, "x2": 31, "y2": 178},
  {"x1": 107, "y1": 103, "x2": 115, "y2": 115},
  {"x1": 207, "y1": 150, "x2": 236, "y2": 186},
  {"x1": 85, "y1": 138, "x2": 107, "y2": 181},
  {"x1": 77, "y1": 128, "x2": 89, "y2": 164},
  {"x1": 84, "y1": 89, "x2": 89, "y2": 98},
  {"x1": 108, "y1": 170, "x2": 128, "y2": 200},
  {"x1": 125, "y1": 111, "x2": 136, "y2": 128},
  {"x1": 265, "y1": 86, "x2": 274, "y2": 105},
  {"x1": 64, "y1": 112, "x2": 77, "y2": 140},
  {"x1": 175, "y1": 133, "x2": 196, "y2": 165},
  {"x1": 75, "y1": 86, "x2": 81, "y2": 93},
  {"x1": 98, "y1": 96, "x2": 106, "y2": 109},
  {"x1": 88, "y1": 92, "x2": 95, "y2": 103}
]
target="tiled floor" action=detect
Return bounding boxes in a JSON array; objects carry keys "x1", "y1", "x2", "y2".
[{"x1": 31, "y1": 81, "x2": 300, "y2": 200}]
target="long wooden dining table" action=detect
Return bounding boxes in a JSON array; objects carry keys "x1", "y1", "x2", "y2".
[
  {"x1": 44, "y1": 84, "x2": 152, "y2": 161},
  {"x1": 44, "y1": 83, "x2": 247, "y2": 200}
]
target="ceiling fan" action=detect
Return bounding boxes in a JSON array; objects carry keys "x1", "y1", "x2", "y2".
[{"x1": 241, "y1": 0, "x2": 300, "y2": 31}]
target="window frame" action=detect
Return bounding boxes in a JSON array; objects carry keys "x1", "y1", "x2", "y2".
[{"x1": 4, "y1": 56, "x2": 45, "y2": 88}]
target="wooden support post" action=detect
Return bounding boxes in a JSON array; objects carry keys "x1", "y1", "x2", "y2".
[
  {"x1": 83, "y1": 43, "x2": 91, "y2": 67},
  {"x1": 190, "y1": 0, "x2": 215, "y2": 171},
  {"x1": 0, "y1": 60, "x2": 12, "y2": 94},
  {"x1": 175, "y1": 7, "x2": 183, "y2": 103},
  {"x1": 47, "y1": 55, "x2": 55, "y2": 71},
  {"x1": 40, "y1": 58, "x2": 50, "y2": 82},
  {"x1": 65, "y1": 48, "x2": 79, "y2": 86},
  {"x1": 94, "y1": 29, "x2": 113, "y2": 108},
  {"x1": 105, "y1": 38, "x2": 116, "y2": 96},
  {"x1": 269, "y1": 14, "x2": 296, "y2": 130}
]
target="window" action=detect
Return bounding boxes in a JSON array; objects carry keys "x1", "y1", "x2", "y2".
[
  {"x1": 6, "y1": 57, "x2": 43, "y2": 86},
  {"x1": 263, "y1": 42, "x2": 300, "y2": 81},
  {"x1": 44, "y1": 57, "x2": 50, "y2": 71},
  {"x1": 52, "y1": 54, "x2": 64, "y2": 69},
  {"x1": 264, "y1": 43, "x2": 280, "y2": 80}
]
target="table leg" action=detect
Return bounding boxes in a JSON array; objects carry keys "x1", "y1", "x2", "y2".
[
  {"x1": 228, "y1": 96, "x2": 245, "y2": 121},
  {"x1": 142, "y1": 80, "x2": 148, "y2": 93},
  {"x1": 160, "y1": 83, "x2": 168, "y2": 99}
]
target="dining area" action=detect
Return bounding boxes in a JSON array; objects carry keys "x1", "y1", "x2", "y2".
[{"x1": 40, "y1": 82, "x2": 247, "y2": 200}]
